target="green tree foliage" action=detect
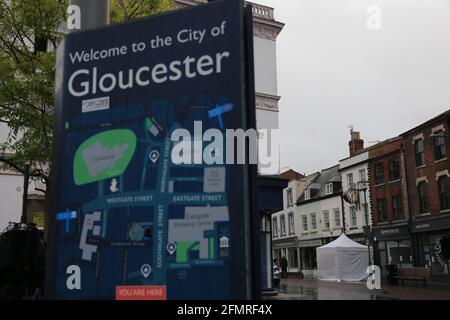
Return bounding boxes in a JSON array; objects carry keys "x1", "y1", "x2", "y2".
[
  {"x1": 111, "y1": 0, "x2": 172, "y2": 22},
  {"x1": 0, "y1": 0, "x2": 172, "y2": 187}
]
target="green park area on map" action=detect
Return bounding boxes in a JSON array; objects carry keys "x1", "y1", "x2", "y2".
[{"x1": 73, "y1": 129, "x2": 137, "y2": 185}]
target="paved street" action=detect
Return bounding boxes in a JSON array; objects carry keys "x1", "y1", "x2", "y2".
[{"x1": 265, "y1": 277, "x2": 450, "y2": 300}]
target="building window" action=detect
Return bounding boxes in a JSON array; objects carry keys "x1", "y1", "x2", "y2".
[
  {"x1": 325, "y1": 183, "x2": 333, "y2": 195},
  {"x1": 334, "y1": 209, "x2": 341, "y2": 227},
  {"x1": 280, "y1": 215, "x2": 286, "y2": 236},
  {"x1": 302, "y1": 216, "x2": 308, "y2": 231},
  {"x1": 304, "y1": 189, "x2": 311, "y2": 201},
  {"x1": 288, "y1": 213, "x2": 295, "y2": 235},
  {"x1": 434, "y1": 131, "x2": 446, "y2": 161},
  {"x1": 350, "y1": 207, "x2": 357, "y2": 227},
  {"x1": 261, "y1": 215, "x2": 271, "y2": 232},
  {"x1": 359, "y1": 168, "x2": 367, "y2": 182},
  {"x1": 418, "y1": 182, "x2": 429, "y2": 214},
  {"x1": 287, "y1": 188, "x2": 293, "y2": 207},
  {"x1": 375, "y1": 163, "x2": 384, "y2": 185},
  {"x1": 377, "y1": 198, "x2": 387, "y2": 222},
  {"x1": 288, "y1": 248, "x2": 299, "y2": 268},
  {"x1": 311, "y1": 213, "x2": 317, "y2": 230},
  {"x1": 272, "y1": 217, "x2": 278, "y2": 237},
  {"x1": 300, "y1": 247, "x2": 317, "y2": 270},
  {"x1": 415, "y1": 139, "x2": 425, "y2": 167},
  {"x1": 386, "y1": 240, "x2": 413, "y2": 268},
  {"x1": 347, "y1": 173, "x2": 354, "y2": 189},
  {"x1": 392, "y1": 195, "x2": 403, "y2": 220},
  {"x1": 438, "y1": 175, "x2": 450, "y2": 210},
  {"x1": 389, "y1": 158, "x2": 400, "y2": 181},
  {"x1": 362, "y1": 203, "x2": 369, "y2": 225},
  {"x1": 323, "y1": 210, "x2": 330, "y2": 229}
]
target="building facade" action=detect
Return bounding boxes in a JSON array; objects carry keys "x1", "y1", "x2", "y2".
[
  {"x1": 339, "y1": 132, "x2": 372, "y2": 245},
  {"x1": 295, "y1": 165, "x2": 343, "y2": 277},
  {"x1": 0, "y1": 168, "x2": 26, "y2": 232},
  {"x1": 272, "y1": 170, "x2": 315, "y2": 275},
  {"x1": 0, "y1": 167, "x2": 46, "y2": 233},
  {"x1": 0, "y1": 123, "x2": 46, "y2": 232},
  {"x1": 402, "y1": 111, "x2": 450, "y2": 277},
  {"x1": 368, "y1": 137, "x2": 413, "y2": 274}
]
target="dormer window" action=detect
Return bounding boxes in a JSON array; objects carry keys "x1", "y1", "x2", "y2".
[
  {"x1": 326, "y1": 183, "x2": 333, "y2": 195},
  {"x1": 304, "y1": 189, "x2": 311, "y2": 200}
]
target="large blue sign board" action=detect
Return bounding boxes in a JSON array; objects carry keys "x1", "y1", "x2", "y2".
[{"x1": 46, "y1": 0, "x2": 257, "y2": 299}]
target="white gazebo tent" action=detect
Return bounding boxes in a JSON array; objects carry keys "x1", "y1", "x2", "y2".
[{"x1": 317, "y1": 234, "x2": 369, "y2": 282}]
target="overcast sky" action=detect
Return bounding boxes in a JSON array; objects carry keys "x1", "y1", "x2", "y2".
[{"x1": 253, "y1": 0, "x2": 450, "y2": 175}]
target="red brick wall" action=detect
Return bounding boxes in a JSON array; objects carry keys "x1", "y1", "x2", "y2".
[
  {"x1": 369, "y1": 139, "x2": 409, "y2": 225},
  {"x1": 403, "y1": 114, "x2": 450, "y2": 219}
]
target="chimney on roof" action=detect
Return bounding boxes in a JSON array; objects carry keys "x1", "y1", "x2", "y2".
[{"x1": 349, "y1": 129, "x2": 364, "y2": 157}]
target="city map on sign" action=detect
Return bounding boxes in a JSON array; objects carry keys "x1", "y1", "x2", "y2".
[{"x1": 55, "y1": 99, "x2": 233, "y2": 299}]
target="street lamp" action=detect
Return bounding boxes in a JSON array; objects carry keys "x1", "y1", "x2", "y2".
[
  {"x1": 20, "y1": 162, "x2": 31, "y2": 228},
  {"x1": 357, "y1": 180, "x2": 372, "y2": 266}
]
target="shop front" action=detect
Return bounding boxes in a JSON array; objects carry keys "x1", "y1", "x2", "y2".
[
  {"x1": 298, "y1": 239, "x2": 324, "y2": 277},
  {"x1": 411, "y1": 215, "x2": 450, "y2": 279},
  {"x1": 372, "y1": 224, "x2": 413, "y2": 277},
  {"x1": 272, "y1": 238, "x2": 299, "y2": 275}
]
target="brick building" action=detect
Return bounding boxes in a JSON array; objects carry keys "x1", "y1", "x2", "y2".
[
  {"x1": 402, "y1": 110, "x2": 450, "y2": 277},
  {"x1": 368, "y1": 137, "x2": 413, "y2": 274}
]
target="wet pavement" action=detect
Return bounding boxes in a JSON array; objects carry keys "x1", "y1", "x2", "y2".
[{"x1": 265, "y1": 277, "x2": 450, "y2": 300}]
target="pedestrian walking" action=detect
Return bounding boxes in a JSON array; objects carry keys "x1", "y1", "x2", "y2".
[
  {"x1": 281, "y1": 256, "x2": 288, "y2": 278},
  {"x1": 273, "y1": 259, "x2": 281, "y2": 288}
]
